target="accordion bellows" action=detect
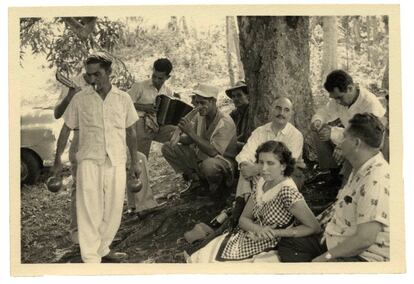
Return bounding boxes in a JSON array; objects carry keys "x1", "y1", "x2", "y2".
[{"x1": 155, "y1": 94, "x2": 194, "y2": 126}]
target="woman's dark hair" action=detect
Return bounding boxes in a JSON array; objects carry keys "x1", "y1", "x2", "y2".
[
  {"x1": 324, "y1": 69, "x2": 354, "y2": 92},
  {"x1": 255, "y1": 141, "x2": 296, "y2": 176}
]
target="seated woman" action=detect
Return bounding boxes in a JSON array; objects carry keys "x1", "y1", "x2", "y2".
[{"x1": 187, "y1": 141, "x2": 321, "y2": 263}]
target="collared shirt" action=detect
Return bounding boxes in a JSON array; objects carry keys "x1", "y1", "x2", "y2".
[
  {"x1": 229, "y1": 104, "x2": 250, "y2": 143},
  {"x1": 312, "y1": 87, "x2": 386, "y2": 145},
  {"x1": 128, "y1": 79, "x2": 173, "y2": 117},
  {"x1": 64, "y1": 86, "x2": 139, "y2": 166},
  {"x1": 325, "y1": 152, "x2": 390, "y2": 262},
  {"x1": 193, "y1": 110, "x2": 238, "y2": 161},
  {"x1": 235, "y1": 122, "x2": 304, "y2": 164}
]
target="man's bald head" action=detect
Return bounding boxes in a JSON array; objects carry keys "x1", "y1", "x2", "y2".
[{"x1": 272, "y1": 96, "x2": 294, "y2": 128}]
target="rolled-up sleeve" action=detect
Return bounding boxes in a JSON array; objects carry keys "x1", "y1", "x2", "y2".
[
  {"x1": 63, "y1": 95, "x2": 79, "y2": 130},
  {"x1": 127, "y1": 82, "x2": 142, "y2": 103},
  {"x1": 235, "y1": 129, "x2": 260, "y2": 164},
  {"x1": 210, "y1": 118, "x2": 236, "y2": 156},
  {"x1": 125, "y1": 95, "x2": 139, "y2": 128},
  {"x1": 312, "y1": 100, "x2": 339, "y2": 125}
]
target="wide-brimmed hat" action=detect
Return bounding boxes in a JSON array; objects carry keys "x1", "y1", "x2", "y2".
[
  {"x1": 225, "y1": 80, "x2": 248, "y2": 98},
  {"x1": 192, "y1": 83, "x2": 219, "y2": 100}
]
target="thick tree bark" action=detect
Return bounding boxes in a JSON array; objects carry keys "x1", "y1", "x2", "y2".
[
  {"x1": 237, "y1": 16, "x2": 314, "y2": 144},
  {"x1": 321, "y1": 16, "x2": 338, "y2": 82}
]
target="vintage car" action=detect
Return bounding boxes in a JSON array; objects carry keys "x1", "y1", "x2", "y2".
[{"x1": 20, "y1": 107, "x2": 61, "y2": 184}]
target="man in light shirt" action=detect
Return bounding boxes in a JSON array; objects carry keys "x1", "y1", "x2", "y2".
[
  {"x1": 311, "y1": 70, "x2": 386, "y2": 175},
  {"x1": 278, "y1": 113, "x2": 389, "y2": 262},
  {"x1": 52, "y1": 71, "x2": 91, "y2": 244},
  {"x1": 235, "y1": 97, "x2": 304, "y2": 199},
  {"x1": 126, "y1": 58, "x2": 176, "y2": 214},
  {"x1": 55, "y1": 53, "x2": 141, "y2": 263}
]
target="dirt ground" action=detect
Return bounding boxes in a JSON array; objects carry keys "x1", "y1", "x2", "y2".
[{"x1": 20, "y1": 143, "x2": 340, "y2": 264}]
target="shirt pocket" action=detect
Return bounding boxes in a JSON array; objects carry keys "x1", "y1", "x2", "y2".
[{"x1": 107, "y1": 102, "x2": 125, "y2": 129}]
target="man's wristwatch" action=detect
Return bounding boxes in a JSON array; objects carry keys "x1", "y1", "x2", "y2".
[{"x1": 324, "y1": 252, "x2": 333, "y2": 260}]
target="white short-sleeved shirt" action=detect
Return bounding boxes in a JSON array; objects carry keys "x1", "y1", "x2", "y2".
[
  {"x1": 127, "y1": 79, "x2": 173, "y2": 117},
  {"x1": 64, "y1": 86, "x2": 139, "y2": 166},
  {"x1": 312, "y1": 87, "x2": 386, "y2": 145},
  {"x1": 235, "y1": 122, "x2": 304, "y2": 164},
  {"x1": 325, "y1": 153, "x2": 390, "y2": 261}
]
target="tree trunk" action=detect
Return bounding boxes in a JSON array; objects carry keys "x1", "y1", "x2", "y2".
[
  {"x1": 226, "y1": 16, "x2": 235, "y2": 86},
  {"x1": 352, "y1": 16, "x2": 362, "y2": 52},
  {"x1": 237, "y1": 16, "x2": 314, "y2": 143},
  {"x1": 321, "y1": 16, "x2": 338, "y2": 83},
  {"x1": 382, "y1": 58, "x2": 389, "y2": 91},
  {"x1": 366, "y1": 16, "x2": 372, "y2": 63},
  {"x1": 229, "y1": 16, "x2": 245, "y2": 81}
]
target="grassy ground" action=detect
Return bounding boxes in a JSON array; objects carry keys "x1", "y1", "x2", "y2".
[{"x1": 20, "y1": 141, "x2": 340, "y2": 263}]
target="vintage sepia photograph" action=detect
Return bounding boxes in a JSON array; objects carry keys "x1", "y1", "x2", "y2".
[{"x1": 8, "y1": 4, "x2": 404, "y2": 276}]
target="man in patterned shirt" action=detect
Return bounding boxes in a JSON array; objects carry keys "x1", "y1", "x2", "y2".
[{"x1": 278, "y1": 113, "x2": 389, "y2": 262}]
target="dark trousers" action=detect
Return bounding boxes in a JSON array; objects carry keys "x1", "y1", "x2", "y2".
[{"x1": 277, "y1": 234, "x2": 366, "y2": 262}]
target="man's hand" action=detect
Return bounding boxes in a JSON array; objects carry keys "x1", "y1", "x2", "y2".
[
  {"x1": 240, "y1": 162, "x2": 260, "y2": 179},
  {"x1": 178, "y1": 117, "x2": 194, "y2": 136},
  {"x1": 130, "y1": 160, "x2": 142, "y2": 179},
  {"x1": 318, "y1": 125, "x2": 331, "y2": 141},
  {"x1": 311, "y1": 119, "x2": 323, "y2": 132},
  {"x1": 332, "y1": 147, "x2": 345, "y2": 165},
  {"x1": 312, "y1": 253, "x2": 333, "y2": 262},
  {"x1": 50, "y1": 159, "x2": 62, "y2": 177}
]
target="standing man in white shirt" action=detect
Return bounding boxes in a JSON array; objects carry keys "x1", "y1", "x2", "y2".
[
  {"x1": 311, "y1": 70, "x2": 386, "y2": 176},
  {"x1": 52, "y1": 72, "x2": 91, "y2": 244},
  {"x1": 57, "y1": 53, "x2": 141, "y2": 263},
  {"x1": 126, "y1": 58, "x2": 176, "y2": 214}
]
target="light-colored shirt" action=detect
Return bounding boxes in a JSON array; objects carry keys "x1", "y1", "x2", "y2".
[
  {"x1": 325, "y1": 152, "x2": 390, "y2": 262},
  {"x1": 128, "y1": 79, "x2": 173, "y2": 117},
  {"x1": 56, "y1": 73, "x2": 91, "y2": 108},
  {"x1": 64, "y1": 86, "x2": 139, "y2": 166},
  {"x1": 312, "y1": 87, "x2": 386, "y2": 145},
  {"x1": 235, "y1": 122, "x2": 304, "y2": 164},
  {"x1": 193, "y1": 110, "x2": 238, "y2": 161}
]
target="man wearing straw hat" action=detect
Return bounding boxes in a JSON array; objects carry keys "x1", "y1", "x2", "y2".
[
  {"x1": 225, "y1": 80, "x2": 251, "y2": 150},
  {"x1": 162, "y1": 83, "x2": 238, "y2": 197}
]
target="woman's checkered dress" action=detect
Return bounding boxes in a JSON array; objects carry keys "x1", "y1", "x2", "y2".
[{"x1": 218, "y1": 178, "x2": 303, "y2": 261}]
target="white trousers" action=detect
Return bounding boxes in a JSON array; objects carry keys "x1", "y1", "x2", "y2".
[{"x1": 76, "y1": 157, "x2": 126, "y2": 263}]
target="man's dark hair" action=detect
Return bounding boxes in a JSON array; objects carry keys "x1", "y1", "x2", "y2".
[
  {"x1": 348, "y1": 113, "x2": 385, "y2": 148},
  {"x1": 324, "y1": 69, "x2": 354, "y2": 92},
  {"x1": 154, "y1": 58, "x2": 173, "y2": 76},
  {"x1": 255, "y1": 141, "x2": 296, "y2": 176},
  {"x1": 85, "y1": 57, "x2": 112, "y2": 71}
]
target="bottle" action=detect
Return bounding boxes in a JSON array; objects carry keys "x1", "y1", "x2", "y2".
[{"x1": 210, "y1": 208, "x2": 230, "y2": 229}]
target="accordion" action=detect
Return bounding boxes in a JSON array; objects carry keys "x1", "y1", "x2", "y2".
[{"x1": 155, "y1": 94, "x2": 194, "y2": 126}]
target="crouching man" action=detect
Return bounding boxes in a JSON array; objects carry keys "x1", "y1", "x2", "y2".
[
  {"x1": 278, "y1": 113, "x2": 389, "y2": 262},
  {"x1": 162, "y1": 83, "x2": 238, "y2": 197}
]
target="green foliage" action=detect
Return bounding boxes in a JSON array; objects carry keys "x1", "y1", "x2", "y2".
[
  {"x1": 20, "y1": 17, "x2": 134, "y2": 91},
  {"x1": 116, "y1": 16, "x2": 228, "y2": 92}
]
